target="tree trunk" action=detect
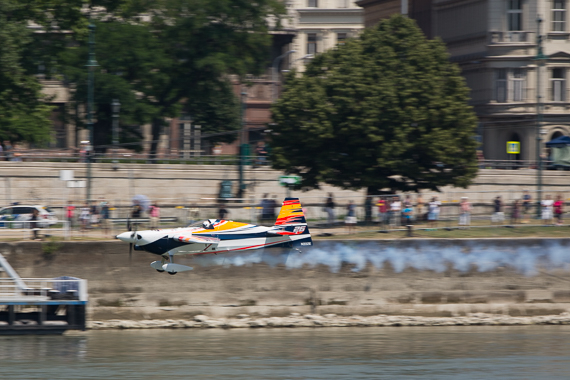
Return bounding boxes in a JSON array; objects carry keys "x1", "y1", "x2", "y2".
[{"x1": 148, "y1": 117, "x2": 163, "y2": 163}]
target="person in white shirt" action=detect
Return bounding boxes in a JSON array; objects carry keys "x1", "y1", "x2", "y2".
[
  {"x1": 428, "y1": 196, "x2": 442, "y2": 229},
  {"x1": 541, "y1": 194, "x2": 554, "y2": 225},
  {"x1": 390, "y1": 196, "x2": 402, "y2": 227}
]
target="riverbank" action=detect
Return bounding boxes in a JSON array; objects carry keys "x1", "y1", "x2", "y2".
[
  {"x1": 3, "y1": 239, "x2": 570, "y2": 323},
  {"x1": 90, "y1": 312, "x2": 570, "y2": 330}
]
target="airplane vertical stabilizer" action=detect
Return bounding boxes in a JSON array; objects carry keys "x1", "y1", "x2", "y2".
[{"x1": 273, "y1": 198, "x2": 312, "y2": 247}]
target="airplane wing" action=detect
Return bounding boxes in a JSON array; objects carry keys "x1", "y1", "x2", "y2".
[
  {"x1": 171, "y1": 233, "x2": 222, "y2": 254},
  {"x1": 173, "y1": 233, "x2": 220, "y2": 244}
]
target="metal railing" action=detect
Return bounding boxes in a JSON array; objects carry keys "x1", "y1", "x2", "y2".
[
  {"x1": 0, "y1": 220, "x2": 70, "y2": 240},
  {"x1": 0, "y1": 278, "x2": 88, "y2": 301},
  {"x1": 2, "y1": 151, "x2": 268, "y2": 166}
]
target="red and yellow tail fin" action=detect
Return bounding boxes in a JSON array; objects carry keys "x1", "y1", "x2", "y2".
[{"x1": 274, "y1": 198, "x2": 307, "y2": 226}]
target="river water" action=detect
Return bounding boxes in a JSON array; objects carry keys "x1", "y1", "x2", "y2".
[{"x1": 1, "y1": 326, "x2": 569, "y2": 379}]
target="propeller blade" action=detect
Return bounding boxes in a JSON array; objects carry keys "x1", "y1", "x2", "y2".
[{"x1": 129, "y1": 243, "x2": 133, "y2": 262}]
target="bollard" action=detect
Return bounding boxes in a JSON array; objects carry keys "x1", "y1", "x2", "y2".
[{"x1": 406, "y1": 224, "x2": 413, "y2": 237}]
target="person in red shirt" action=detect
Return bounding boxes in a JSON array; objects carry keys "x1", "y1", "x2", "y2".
[
  {"x1": 66, "y1": 201, "x2": 75, "y2": 229},
  {"x1": 377, "y1": 197, "x2": 388, "y2": 227},
  {"x1": 553, "y1": 195, "x2": 564, "y2": 226}
]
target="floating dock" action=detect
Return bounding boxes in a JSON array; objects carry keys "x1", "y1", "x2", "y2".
[{"x1": 0, "y1": 254, "x2": 87, "y2": 335}]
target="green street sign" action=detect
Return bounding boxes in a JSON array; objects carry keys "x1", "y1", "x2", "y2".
[
  {"x1": 279, "y1": 175, "x2": 301, "y2": 187},
  {"x1": 507, "y1": 141, "x2": 520, "y2": 154}
]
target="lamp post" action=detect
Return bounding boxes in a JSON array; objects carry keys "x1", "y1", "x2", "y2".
[
  {"x1": 85, "y1": 23, "x2": 98, "y2": 203},
  {"x1": 237, "y1": 89, "x2": 248, "y2": 200},
  {"x1": 534, "y1": 16, "x2": 548, "y2": 218},
  {"x1": 112, "y1": 99, "x2": 120, "y2": 171},
  {"x1": 272, "y1": 50, "x2": 296, "y2": 101}
]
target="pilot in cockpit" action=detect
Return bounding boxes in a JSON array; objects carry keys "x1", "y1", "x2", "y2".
[{"x1": 202, "y1": 220, "x2": 215, "y2": 230}]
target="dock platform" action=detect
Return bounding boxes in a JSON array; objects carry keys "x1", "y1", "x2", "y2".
[{"x1": 0, "y1": 254, "x2": 87, "y2": 334}]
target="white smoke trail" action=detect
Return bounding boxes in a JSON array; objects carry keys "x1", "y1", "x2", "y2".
[
  {"x1": 189, "y1": 241, "x2": 570, "y2": 276},
  {"x1": 285, "y1": 241, "x2": 570, "y2": 276}
]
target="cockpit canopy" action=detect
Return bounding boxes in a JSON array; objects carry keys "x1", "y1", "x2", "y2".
[{"x1": 188, "y1": 219, "x2": 219, "y2": 230}]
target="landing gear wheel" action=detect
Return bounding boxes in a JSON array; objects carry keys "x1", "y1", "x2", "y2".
[
  {"x1": 156, "y1": 269, "x2": 165, "y2": 273},
  {"x1": 168, "y1": 272, "x2": 177, "y2": 275}
]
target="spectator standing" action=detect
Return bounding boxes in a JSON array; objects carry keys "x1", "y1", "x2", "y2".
[
  {"x1": 259, "y1": 194, "x2": 270, "y2": 222},
  {"x1": 3, "y1": 140, "x2": 13, "y2": 161},
  {"x1": 459, "y1": 197, "x2": 471, "y2": 227},
  {"x1": 149, "y1": 202, "x2": 160, "y2": 228},
  {"x1": 416, "y1": 194, "x2": 424, "y2": 221},
  {"x1": 402, "y1": 203, "x2": 413, "y2": 226},
  {"x1": 345, "y1": 200, "x2": 357, "y2": 234},
  {"x1": 90, "y1": 201, "x2": 99, "y2": 227},
  {"x1": 390, "y1": 196, "x2": 402, "y2": 227},
  {"x1": 325, "y1": 193, "x2": 336, "y2": 227},
  {"x1": 269, "y1": 195, "x2": 278, "y2": 220},
  {"x1": 217, "y1": 203, "x2": 228, "y2": 220},
  {"x1": 522, "y1": 190, "x2": 532, "y2": 223},
  {"x1": 491, "y1": 196, "x2": 504, "y2": 225},
  {"x1": 364, "y1": 196, "x2": 372, "y2": 225},
  {"x1": 542, "y1": 195, "x2": 554, "y2": 225},
  {"x1": 510, "y1": 199, "x2": 521, "y2": 225},
  {"x1": 427, "y1": 197, "x2": 441, "y2": 229},
  {"x1": 554, "y1": 195, "x2": 564, "y2": 225},
  {"x1": 66, "y1": 201, "x2": 75, "y2": 229},
  {"x1": 131, "y1": 203, "x2": 142, "y2": 218},
  {"x1": 80, "y1": 203, "x2": 90, "y2": 232},
  {"x1": 0, "y1": 144, "x2": 3, "y2": 160},
  {"x1": 30, "y1": 208, "x2": 40, "y2": 240},
  {"x1": 377, "y1": 197, "x2": 388, "y2": 227},
  {"x1": 100, "y1": 200, "x2": 111, "y2": 235}
]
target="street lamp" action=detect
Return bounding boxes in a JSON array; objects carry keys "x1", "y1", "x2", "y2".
[
  {"x1": 85, "y1": 23, "x2": 98, "y2": 203},
  {"x1": 534, "y1": 16, "x2": 548, "y2": 218},
  {"x1": 238, "y1": 89, "x2": 248, "y2": 200},
  {"x1": 272, "y1": 50, "x2": 296, "y2": 101},
  {"x1": 112, "y1": 99, "x2": 120, "y2": 171}
]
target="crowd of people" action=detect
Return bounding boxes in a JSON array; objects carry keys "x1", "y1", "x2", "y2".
[
  {"x1": 322, "y1": 191, "x2": 566, "y2": 233},
  {"x1": 65, "y1": 198, "x2": 161, "y2": 236}
]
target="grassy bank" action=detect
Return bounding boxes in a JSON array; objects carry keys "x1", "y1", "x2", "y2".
[{"x1": 315, "y1": 224, "x2": 570, "y2": 240}]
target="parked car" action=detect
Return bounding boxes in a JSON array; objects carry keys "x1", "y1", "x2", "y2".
[{"x1": 0, "y1": 205, "x2": 58, "y2": 228}]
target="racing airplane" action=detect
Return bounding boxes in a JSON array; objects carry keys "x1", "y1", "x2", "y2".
[{"x1": 116, "y1": 198, "x2": 312, "y2": 274}]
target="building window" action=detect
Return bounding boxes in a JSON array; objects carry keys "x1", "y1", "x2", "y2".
[
  {"x1": 507, "y1": 0, "x2": 522, "y2": 31},
  {"x1": 337, "y1": 32, "x2": 347, "y2": 45},
  {"x1": 552, "y1": 0, "x2": 566, "y2": 31},
  {"x1": 308, "y1": 0, "x2": 318, "y2": 7},
  {"x1": 552, "y1": 68, "x2": 566, "y2": 101},
  {"x1": 511, "y1": 68, "x2": 525, "y2": 101},
  {"x1": 496, "y1": 69, "x2": 508, "y2": 103},
  {"x1": 307, "y1": 33, "x2": 317, "y2": 54}
]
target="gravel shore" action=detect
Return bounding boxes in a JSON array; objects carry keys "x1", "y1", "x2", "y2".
[{"x1": 89, "y1": 312, "x2": 570, "y2": 330}]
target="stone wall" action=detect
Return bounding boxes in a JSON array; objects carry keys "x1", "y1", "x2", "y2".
[
  {"x1": 2, "y1": 239, "x2": 570, "y2": 321},
  {"x1": 0, "y1": 161, "x2": 569, "y2": 208}
]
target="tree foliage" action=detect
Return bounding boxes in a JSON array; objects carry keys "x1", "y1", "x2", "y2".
[
  {"x1": 270, "y1": 15, "x2": 479, "y2": 193},
  {"x1": 0, "y1": 0, "x2": 53, "y2": 144},
  {"x1": 59, "y1": 0, "x2": 285, "y2": 155}
]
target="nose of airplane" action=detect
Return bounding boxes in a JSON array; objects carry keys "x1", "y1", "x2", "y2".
[{"x1": 116, "y1": 231, "x2": 136, "y2": 243}]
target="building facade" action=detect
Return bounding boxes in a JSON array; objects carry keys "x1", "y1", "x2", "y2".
[
  {"x1": 283, "y1": 0, "x2": 364, "y2": 72},
  {"x1": 358, "y1": 0, "x2": 570, "y2": 162}
]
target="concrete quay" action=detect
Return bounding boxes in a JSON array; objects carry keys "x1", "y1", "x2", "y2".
[{"x1": 3, "y1": 239, "x2": 570, "y2": 324}]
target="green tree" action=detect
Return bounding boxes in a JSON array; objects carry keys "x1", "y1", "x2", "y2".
[
  {"x1": 58, "y1": 0, "x2": 284, "y2": 156},
  {"x1": 0, "y1": 1, "x2": 53, "y2": 144},
  {"x1": 270, "y1": 15, "x2": 479, "y2": 194}
]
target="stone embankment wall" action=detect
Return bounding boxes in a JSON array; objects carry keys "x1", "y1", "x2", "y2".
[
  {"x1": 1, "y1": 162, "x2": 570, "y2": 207},
  {"x1": 2, "y1": 239, "x2": 570, "y2": 322}
]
